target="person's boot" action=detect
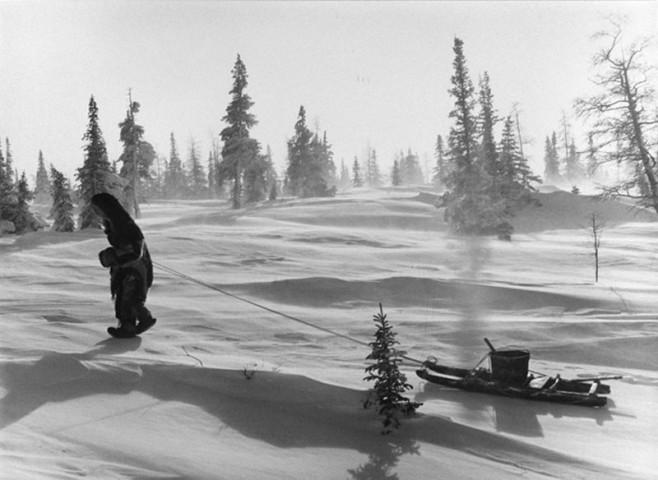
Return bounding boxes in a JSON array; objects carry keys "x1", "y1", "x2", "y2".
[
  {"x1": 135, "y1": 305, "x2": 156, "y2": 334},
  {"x1": 136, "y1": 316, "x2": 156, "y2": 334},
  {"x1": 108, "y1": 318, "x2": 138, "y2": 338},
  {"x1": 119, "y1": 318, "x2": 138, "y2": 335}
]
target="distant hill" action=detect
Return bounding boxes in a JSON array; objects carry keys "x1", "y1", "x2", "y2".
[
  {"x1": 412, "y1": 188, "x2": 657, "y2": 234},
  {"x1": 511, "y1": 191, "x2": 657, "y2": 233}
]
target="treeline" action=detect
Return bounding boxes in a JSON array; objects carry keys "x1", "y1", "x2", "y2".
[
  {"x1": 1, "y1": 52, "x2": 436, "y2": 236},
  {"x1": 0, "y1": 47, "x2": 540, "y2": 237},
  {"x1": 7, "y1": 21, "x2": 652, "y2": 237},
  {"x1": 0, "y1": 139, "x2": 43, "y2": 234}
]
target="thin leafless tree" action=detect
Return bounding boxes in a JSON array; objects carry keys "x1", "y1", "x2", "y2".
[{"x1": 575, "y1": 17, "x2": 658, "y2": 212}]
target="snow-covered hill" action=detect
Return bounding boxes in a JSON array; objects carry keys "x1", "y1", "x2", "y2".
[{"x1": 2, "y1": 188, "x2": 656, "y2": 479}]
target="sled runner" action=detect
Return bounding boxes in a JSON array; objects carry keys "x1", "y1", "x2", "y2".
[
  {"x1": 108, "y1": 318, "x2": 157, "y2": 339},
  {"x1": 416, "y1": 339, "x2": 619, "y2": 408}
]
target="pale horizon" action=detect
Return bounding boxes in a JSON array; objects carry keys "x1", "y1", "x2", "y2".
[{"x1": 1, "y1": 1, "x2": 656, "y2": 184}]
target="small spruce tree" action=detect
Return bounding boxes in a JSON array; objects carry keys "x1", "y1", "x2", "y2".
[
  {"x1": 352, "y1": 157, "x2": 363, "y2": 187},
  {"x1": 12, "y1": 172, "x2": 37, "y2": 234},
  {"x1": 50, "y1": 166, "x2": 75, "y2": 232},
  {"x1": 0, "y1": 144, "x2": 14, "y2": 221},
  {"x1": 34, "y1": 150, "x2": 52, "y2": 204},
  {"x1": 391, "y1": 159, "x2": 402, "y2": 186},
  {"x1": 364, "y1": 304, "x2": 422, "y2": 434}
]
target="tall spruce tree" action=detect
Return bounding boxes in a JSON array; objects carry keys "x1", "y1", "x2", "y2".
[
  {"x1": 443, "y1": 37, "x2": 497, "y2": 234},
  {"x1": 305, "y1": 131, "x2": 336, "y2": 197},
  {"x1": 399, "y1": 149, "x2": 424, "y2": 185},
  {"x1": 164, "y1": 132, "x2": 185, "y2": 198},
  {"x1": 34, "y1": 150, "x2": 52, "y2": 204},
  {"x1": 365, "y1": 147, "x2": 383, "y2": 187},
  {"x1": 543, "y1": 133, "x2": 561, "y2": 184},
  {"x1": 263, "y1": 145, "x2": 279, "y2": 201},
  {"x1": 187, "y1": 138, "x2": 207, "y2": 198},
  {"x1": 5, "y1": 139, "x2": 15, "y2": 187},
  {"x1": 207, "y1": 151, "x2": 217, "y2": 198},
  {"x1": 499, "y1": 116, "x2": 540, "y2": 205},
  {"x1": 564, "y1": 139, "x2": 582, "y2": 182},
  {"x1": 219, "y1": 54, "x2": 259, "y2": 209},
  {"x1": 12, "y1": 172, "x2": 36, "y2": 234},
  {"x1": 208, "y1": 138, "x2": 223, "y2": 198},
  {"x1": 49, "y1": 166, "x2": 75, "y2": 232},
  {"x1": 77, "y1": 95, "x2": 111, "y2": 229},
  {"x1": 339, "y1": 159, "x2": 351, "y2": 190},
  {"x1": 0, "y1": 144, "x2": 13, "y2": 221},
  {"x1": 286, "y1": 106, "x2": 313, "y2": 196},
  {"x1": 117, "y1": 91, "x2": 156, "y2": 217},
  {"x1": 391, "y1": 159, "x2": 402, "y2": 186},
  {"x1": 432, "y1": 135, "x2": 447, "y2": 188},
  {"x1": 321, "y1": 132, "x2": 338, "y2": 191},
  {"x1": 352, "y1": 157, "x2": 364, "y2": 187},
  {"x1": 477, "y1": 72, "x2": 501, "y2": 199}
]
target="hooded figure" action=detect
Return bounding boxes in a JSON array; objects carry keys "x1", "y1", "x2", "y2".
[{"x1": 92, "y1": 193, "x2": 155, "y2": 337}]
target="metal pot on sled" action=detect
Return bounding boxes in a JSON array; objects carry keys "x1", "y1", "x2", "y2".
[{"x1": 490, "y1": 349, "x2": 530, "y2": 386}]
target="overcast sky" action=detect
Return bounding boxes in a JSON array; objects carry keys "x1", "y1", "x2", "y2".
[{"x1": 1, "y1": 1, "x2": 656, "y2": 183}]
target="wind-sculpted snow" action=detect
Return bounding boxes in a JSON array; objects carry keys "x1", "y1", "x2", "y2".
[
  {"x1": 1, "y1": 188, "x2": 657, "y2": 479},
  {"x1": 223, "y1": 276, "x2": 624, "y2": 312}
]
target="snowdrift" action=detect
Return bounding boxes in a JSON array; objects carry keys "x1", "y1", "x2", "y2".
[{"x1": 1, "y1": 188, "x2": 657, "y2": 479}]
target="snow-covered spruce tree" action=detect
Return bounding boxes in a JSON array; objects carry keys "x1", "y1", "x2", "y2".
[
  {"x1": 50, "y1": 166, "x2": 75, "y2": 232},
  {"x1": 391, "y1": 159, "x2": 402, "y2": 187},
  {"x1": 77, "y1": 95, "x2": 111, "y2": 229},
  {"x1": 477, "y1": 72, "x2": 501, "y2": 200},
  {"x1": 365, "y1": 147, "x2": 383, "y2": 187},
  {"x1": 364, "y1": 304, "x2": 422, "y2": 434},
  {"x1": 443, "y1": 37, "x2": 501, "y2": 235},
  {"x1": 285, "y1": 105, "x2": 312, "y2": 196},
  {"x1": 499, "y1": 116, "x2": 541, "y2": 204},
  {"x1": 12, "y1": 172, "x2": 37, "y2": 234},
  {"x1": 5, "y1": 139, "x2": 15, "y2": 188},
  {"x1": 303, "y1": 131, "x2": 336, "y2": 197},
  {"x1": 399, "y1": 149, "x2": 424, "y2": 185},
  {"x1": 432, "y1": 135, "x2": 447, "y2": 188},
  {"x1": 164, "y1": 132, "x2": 186, "y2": 199},
  {"x1": 543, "y1": 133, "x2": 561, "y2": 185},
  {"x1": 219, "y1": 54, "x2": 259, "y2": 209},
  {"x1": 352, "y1": 157, "x2": 364, "y2": 187},
  {"x1": 117, "y1": 91, "x2": 156, "y2": 218},
  {"x1": 0, "y1": 144, "x2": 14, "y2": 222},
  {"x1": 187, "y1": 138, "x2": 207, "y2": 198},
  {"x1": 34, "y1": 150, "x2": 52, "y2": 205},
  {"x1": 243, "y1": 151, "x2": 273, "y2": 203}
]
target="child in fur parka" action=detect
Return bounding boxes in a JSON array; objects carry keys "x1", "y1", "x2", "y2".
[{"x1": 92, "y1": 193, "x2": 156, "y2": 337}]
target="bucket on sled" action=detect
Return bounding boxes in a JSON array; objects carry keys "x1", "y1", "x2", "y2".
[{"x1": 490, "y1": 349, "x2": 530, "y2": 385}]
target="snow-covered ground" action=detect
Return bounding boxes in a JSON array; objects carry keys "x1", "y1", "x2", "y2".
[{"x1": 2, "y1": 187, "x2": 657, "y2": 479}]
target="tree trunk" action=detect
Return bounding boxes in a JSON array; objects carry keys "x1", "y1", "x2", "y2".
[
  {"x1": 622, "y1": 67, "x2": 658, "y2": 214},
  {"x1": 132, "y1": 148, "x2": 141, "y2": 219},
  {"x1": 232, "y1": 159, "x2": 241, "y2": 209}
]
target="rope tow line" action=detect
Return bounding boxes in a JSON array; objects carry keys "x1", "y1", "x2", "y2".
[{"x1": 152, "y1": 260, "x2": 426, "y2": 366}]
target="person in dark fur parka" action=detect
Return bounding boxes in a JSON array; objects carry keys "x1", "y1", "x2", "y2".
[{"x1": 91, "y1": 193, "x2": 155, "y2": 336}]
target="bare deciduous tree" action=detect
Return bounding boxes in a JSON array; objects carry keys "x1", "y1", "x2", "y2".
[
  {"x1": 575, "y1": 18, "x2": 658, "y2": 212},
  {"x1": 589, "y1": 212, "x2": 606, "y2": 282}
]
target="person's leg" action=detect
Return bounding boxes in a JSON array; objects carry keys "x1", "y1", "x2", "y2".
[{"x1": 116, "y1": 274, "x2": 139, "y2": 334}]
